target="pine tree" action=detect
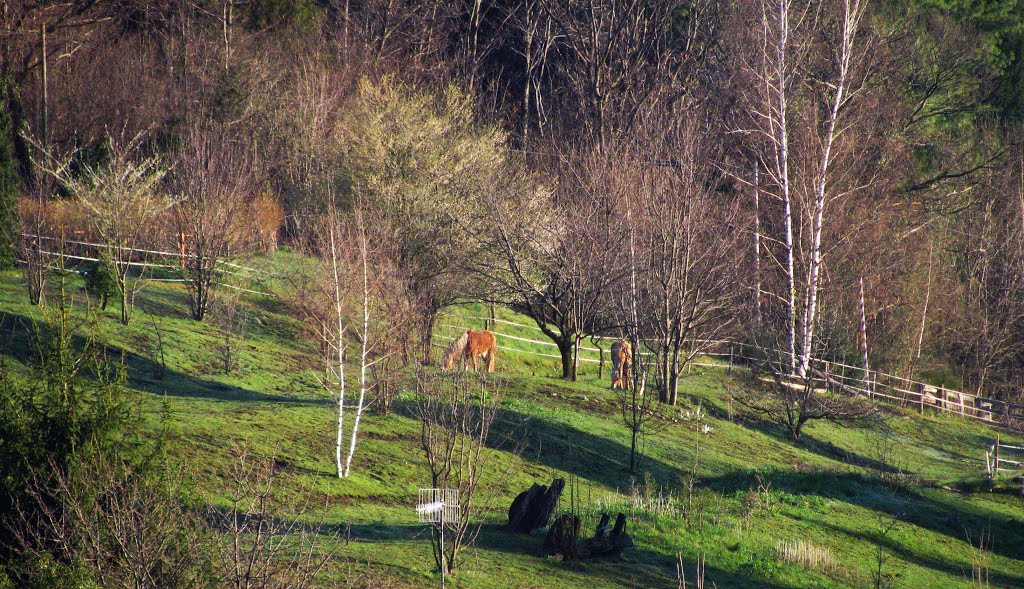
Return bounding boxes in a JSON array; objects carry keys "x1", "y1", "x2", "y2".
[{"x1": 0, "y1": 78, "x2": 19, "y2": 270}]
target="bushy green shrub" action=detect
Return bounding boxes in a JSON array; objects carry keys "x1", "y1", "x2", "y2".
[{"x1": 84, "y1": 253, "x2": 116, "y2": 310}]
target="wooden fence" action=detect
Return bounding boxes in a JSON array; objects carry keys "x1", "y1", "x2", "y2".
[
  {"x1": 23, "y1": 233, "x2": 1024, "y2": 432},
  {"x1": 985, "y1": 436, "x2": 1024, "y2": 479},
  {"x1": 440, "y1": 317, "x2": 1024, "y2": 432}
]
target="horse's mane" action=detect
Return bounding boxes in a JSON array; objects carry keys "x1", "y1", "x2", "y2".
[{"x1": 442, "y1": 330, "x2": 471, "y2": 371}]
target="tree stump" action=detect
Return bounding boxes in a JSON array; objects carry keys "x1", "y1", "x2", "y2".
[
  {"x1": 544, "y1": 514, "x2": 584, "y2": 560},
  {"x1": 585, "y1": 512, "x2": 633, "y2": 557},
  {"x1": 507, "y1": 478, "x2": 565, "y2": 533}
]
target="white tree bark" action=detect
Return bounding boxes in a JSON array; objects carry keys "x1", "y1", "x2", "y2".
[
  {"x1": 753, "y1": 161, "x2": 762, "y2": 324},
  {"x1": 858, "y1": 276, "x2": 870, "y2": 387},
  {"x1": 796, "y1": 0, "x2": 865, "y2": 376},
  {"x1": 343, "y1": 225, "x2": 371, "y2": 478},
  {"x1": 329, "y1": 220, "x2": 347, "y2": 478},
  {"x1": 768, "y1": 0, "x2": 798, "y2": 374}
]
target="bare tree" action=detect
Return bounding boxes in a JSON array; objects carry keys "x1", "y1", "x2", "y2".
[
  {"x1": 734, "y1": 331, "x2": 878, "y2": 440},
  {"x1": 736, "y1": 0, "x2": 804, "y2": 374},
  {"x1": 630, "y1": 117, "x2": 744, "y2": 405},
  {"x1": 795, "y1": 0, "x2": 871, "y2": 378},
  {"x1": 295, "y1": 207, "x2": 407, "y2": 478},
  {"x1": 207, "y1": 445, "x2": 336, "y2": 589},
  {"x1": 210, "y1": 285, "x2": 249, "y2": 375},
  {"x1": 617, "y1": 186, "x2": 659, "y2": 473},
  {"x1": 509, "y1": 0, "x2": 558, "y2": 143},
  {"x1": 540, "y1": 0, "x2": 679, "y2": 152},
  {"x1": 737, "y1": 0, "x2": 876, "y2": 376},
  {"x1": 171, "y1": 122, "x2": 258, "y2": 322},
  {"x1": 16, "y1": 181, "x2": 50, "y2": 305},
  {"x1": 415, "y1": 371, "x2": 500, "y2": 574},
  {"x1": 35, "y1": 133, "x2": 171, "y2": 325},
  {"x1": 10, "y1": 454, "x2": 207, "y2": 589},
  {"x1": 941, "y1": 158, "x2": 1024, "y2": 399},
  {"x1": 477, "y1": 150, "x2": 630, "y2": 380}
]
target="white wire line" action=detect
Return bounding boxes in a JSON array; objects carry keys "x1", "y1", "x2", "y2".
[
  {"x1": 24, "y1": 246, "x2": 273, "y2": 296},
  {"x1": 22, "y1": 233, "x2": 273, "y2": 277},
  {"x1": 441, "y1": 323, "x2": 604, "y2": 352},
  {"x1": 32, "y1": 250, "x2": 180, "y2": 270},
  {"x1": 435, "y1": 333, "x2": 601, "y2": 363}
]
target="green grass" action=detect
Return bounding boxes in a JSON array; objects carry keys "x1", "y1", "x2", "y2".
[{"x1": 2, "y1": 258, "x2": 1024, "y2": 588}]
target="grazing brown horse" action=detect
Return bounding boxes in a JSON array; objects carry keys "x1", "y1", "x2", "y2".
[
  {"x1": 442, "y1": 329, "x2": 497, "y2": 372},
  {"x1": 611, "y1": 340, "x2": 632, "y2": 389}
]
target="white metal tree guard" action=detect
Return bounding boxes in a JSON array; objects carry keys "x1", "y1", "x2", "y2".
[{"x1": 417, "y1": 488, "x2": 460, "y2": 589}]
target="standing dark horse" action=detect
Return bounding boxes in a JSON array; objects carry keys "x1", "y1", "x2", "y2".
[{"x1": 442, "y1": 329, "x2": 497, "y2": 372}]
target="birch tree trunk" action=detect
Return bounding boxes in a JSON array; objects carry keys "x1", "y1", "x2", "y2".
[
  {"x1": 329, "y1": 220, "x2": 347, "y2": 478},
  {"x1": 753, "y1": 161, "x2": 762, "y2": 325},
  {"x1": 767, "y1": 0, "x2": 798, "y2": 375},
  {"x1": 343, "y1": 225, "x2": 371, "y2": 478},
  {"x1": 797, "y1": 0, "x2": 865, "y2": 376}
]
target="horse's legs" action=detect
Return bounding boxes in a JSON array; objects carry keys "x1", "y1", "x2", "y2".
[{"x1": 486, "y1": 349, "x2": 495, "y2": 372}]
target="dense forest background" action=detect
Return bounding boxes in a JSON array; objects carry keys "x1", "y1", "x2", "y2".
[{"x1": 3, "y1": 0, "x2": 1024, "y2": 402}]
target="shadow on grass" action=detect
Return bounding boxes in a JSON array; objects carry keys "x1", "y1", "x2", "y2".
[
  {"x1": 0, "y1": 311, "x2": 325, "y2": 405},
  {"x1": 812, "y1": 517, "x2": 1024, "y2": 588},
  {"x1": 795, "y1": 432, "x2": 906, "y2": 474},
  {"x1": 473, "y1": 523, "x2": 807, "y2": 589},
  {"x1": 490, "y1": 407, "x2": 680, "y2": 489},
  {"x1": 703, "y1": 469, "x2": 1024, "y2": 563},
  {"x1": 326, "y1": 521, "x2": 804, "y2": 589},
  {"x1": 390, "y1": 396, "x2": 680, "y2": 490}
]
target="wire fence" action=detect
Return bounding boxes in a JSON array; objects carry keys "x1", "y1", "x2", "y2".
[{"x1": 20, "y1": 233, "x2": 277, "y2": 295}]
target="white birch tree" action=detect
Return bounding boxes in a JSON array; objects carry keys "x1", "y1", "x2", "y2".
[
  {"x1": 796, "y1": 0, "x2": 869, "y2": 377},
  {"x1": 741, "y1": 0, "x2": 804, "y2": 373},
  {"x1": 739, "y1": 0, "x2": 872, "y2": 376},
  {"x1": 298, "y1": 208, "x2": 404, "y2": 478}
]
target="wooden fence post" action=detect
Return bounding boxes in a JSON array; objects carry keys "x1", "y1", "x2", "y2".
[
  {"x1": 728, "y1": 345, "x2": 734, "y2": 375},
  {"x1": 994, "y1": 435, "x2": 1000, "y2": 480},
  {"x1": 917, "y1": 382, "x2": 924, "y2": 414}
]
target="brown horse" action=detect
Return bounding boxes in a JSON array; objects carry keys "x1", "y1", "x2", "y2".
[
  {"x1": 442, "y1": 329, "x2": 497, "y2": 372},
  {"x1": 611, "y1": 340, "x2": 632, "y2": 389}
]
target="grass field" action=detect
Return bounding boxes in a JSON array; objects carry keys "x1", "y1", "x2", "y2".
[{"x1": 2, "y1": 255, "x2": 1024, "y2": 588}]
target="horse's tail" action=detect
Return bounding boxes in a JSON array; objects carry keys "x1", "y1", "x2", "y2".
[
  {"x1": 442, "y1": 330, "x2": 470, "y2": 371},
  {"x1": 484, "y1": 331, "x2": 497, "y2": 372}
]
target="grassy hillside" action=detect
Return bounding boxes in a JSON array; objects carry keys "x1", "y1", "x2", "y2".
[{"x1": 2, "y1": 257, "x2": 1023, "y2": 588}]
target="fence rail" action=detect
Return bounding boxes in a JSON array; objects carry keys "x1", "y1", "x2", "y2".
[
  {"x1": 985, "y1": 436, "x2": 1024, "y2": 484},
  {"x1": 442, "y1": 316, "x2": 1024, "y2": 431},
  {"x1": 20, "y1": 230, "x2": 276, "y2": 295},
  {"x1": 21, "y1": 232, "x2": 1024, "y2": 432}
]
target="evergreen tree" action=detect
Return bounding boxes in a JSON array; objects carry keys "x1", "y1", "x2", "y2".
[
  {"x1": 84, "y1": 253, "x2": 117, "y2": 311},
  {"x1": 0, "y1": 79, "x2": 18, "y2": 270}
]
